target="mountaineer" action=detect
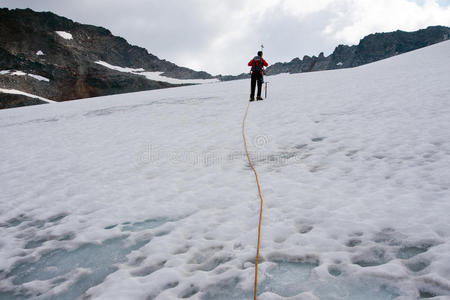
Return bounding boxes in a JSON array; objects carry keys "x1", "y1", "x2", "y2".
[{"x1": 248, "y1": 51, "x2": 269, "y2": 101}]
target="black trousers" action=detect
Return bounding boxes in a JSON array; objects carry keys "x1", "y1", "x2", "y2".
[{"x1": 250, "y1": 72, "x2": 263, "y2": 99}]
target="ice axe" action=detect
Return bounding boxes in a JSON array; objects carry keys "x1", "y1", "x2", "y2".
[
  {"x1": 264, "y1": 82, "x2": 269, "y2": 99},
  {"x1": 260, "y1": 44, "x2": 269, "y2": 99}
]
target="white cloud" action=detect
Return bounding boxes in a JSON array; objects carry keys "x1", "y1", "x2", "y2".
[
  {"x1": 324, "y1": 0, "x2": 450, "y2": 44},
  {"x1": 281, "y1": 0, "x2": 335, "y2": 18}
]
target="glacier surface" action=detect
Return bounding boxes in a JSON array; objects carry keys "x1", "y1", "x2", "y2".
[{"x1": 1, "y1": 41, "x2": 450, "y2": 299}]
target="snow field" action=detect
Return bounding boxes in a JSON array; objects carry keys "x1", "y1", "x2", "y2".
[{"x1": 0, "y1": 41, "x2": 449, "y2": 299}]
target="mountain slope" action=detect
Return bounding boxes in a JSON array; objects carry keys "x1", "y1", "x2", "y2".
[
  {"x1": 0, "y1": 8, "x2": 215, "y2": 105},
  {"x1": 0, "y1": 41, "x2": 449, "y2": 299}
]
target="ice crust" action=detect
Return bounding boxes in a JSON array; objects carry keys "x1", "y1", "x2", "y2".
[{"x1": 1, "y1": 41, "x2": 450, "y2": 299}]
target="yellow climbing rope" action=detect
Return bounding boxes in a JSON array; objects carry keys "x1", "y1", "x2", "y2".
[{"x1": 241, "y1": 101, "x2": 264, "y2": 300}]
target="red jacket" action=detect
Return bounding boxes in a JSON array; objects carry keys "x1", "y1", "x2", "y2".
[{"x1": 248, "y1": 57, "x2": 268, "y2": 74}]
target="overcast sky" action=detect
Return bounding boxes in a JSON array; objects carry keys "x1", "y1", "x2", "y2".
[{"x1": 3, "y1": 0, "x2": 450, "y2": 75}]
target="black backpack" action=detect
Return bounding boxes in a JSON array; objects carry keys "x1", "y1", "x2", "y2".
[{"x1": 252, "y1": 56, "x2": 263, "y2": 73}]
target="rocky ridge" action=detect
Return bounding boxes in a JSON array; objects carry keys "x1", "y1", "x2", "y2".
[{"x1": 265, "y1": 26, "x2": 450, "y2": 75}]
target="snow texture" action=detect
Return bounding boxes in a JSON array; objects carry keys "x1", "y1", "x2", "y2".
[
  {"x1": 95, "y1": 60, "x2": 219, "y2": 84},
  {"x1": 55, "y1": 31, "x2": 73, "y2": 40},
  {"x1": 36, "y1": 50, "x2": 45, "y2": 56},
  {"x1": 0, "y1": 41, "x2": 450, "y2": 299}
]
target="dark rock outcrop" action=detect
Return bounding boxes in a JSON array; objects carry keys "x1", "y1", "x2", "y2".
[
  {"x1": 216, "y1": 73, "x2": 251, "y2": 81},
  {"x1": 265, "y1": 26, "x2": 450, "y2": 75},
  {"x1": 0, "y1": 8, "x2": 214, "y2": 107}
]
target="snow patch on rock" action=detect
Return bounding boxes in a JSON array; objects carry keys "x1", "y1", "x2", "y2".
[
  {"x1": 11, "y1": 70, "x2": 27, "y2": 76},
  {"x1": 0, "y1": 70, "x2": 50, "y2": 82},
  {"x1": 95, "y1": 60, "x2": 218, "y2": 85},
  {"x1": 0, "y1": 88, "x2": 56, "y2": 103},
  {"x1": 28, "y1": 74, "x2": 50, "y2": 82},
  {"x1": 55, "y1": 31, "x2": 73, "y2": 40},
  {"x1": 95, "y1": 61, "x2": 144, "y2": 73}
]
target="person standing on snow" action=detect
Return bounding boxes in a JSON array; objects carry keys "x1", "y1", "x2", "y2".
[{"x1": 248, "y1": 51, "x2": 269, "y2": 101}]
